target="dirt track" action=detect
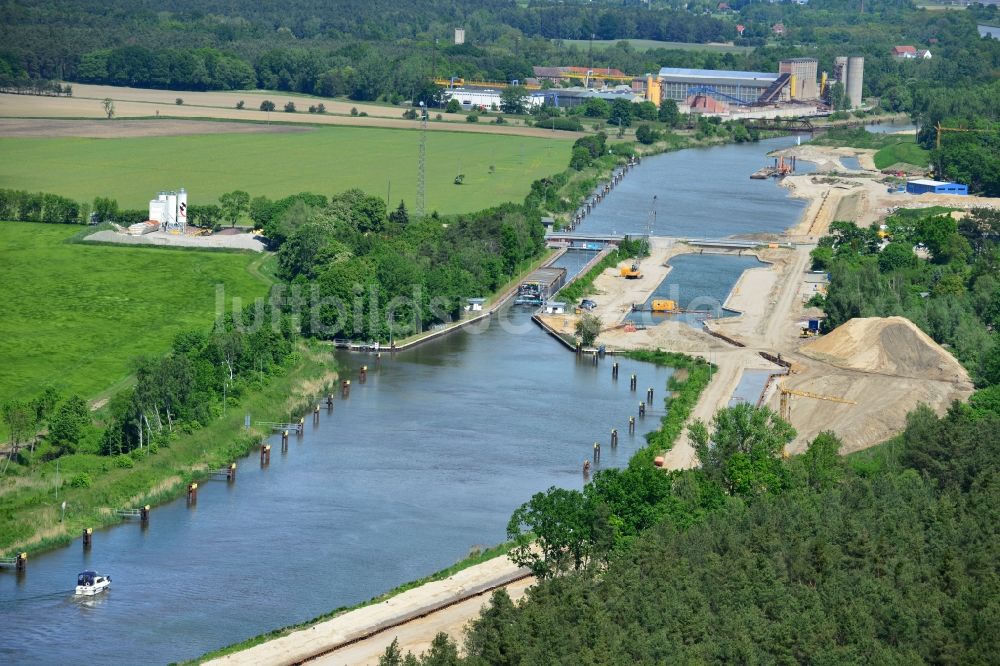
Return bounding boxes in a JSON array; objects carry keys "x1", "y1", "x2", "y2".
[
  {"x1": 207, "y1": 556, "x2": 531, "y2": 666},
  {"x1": 0, "y1": 84, "x2": 577, "y2": 140}
]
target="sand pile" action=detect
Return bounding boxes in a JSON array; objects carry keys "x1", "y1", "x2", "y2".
[{"x1": 801, "y1": 316, "x2": 970, "y2": 384}]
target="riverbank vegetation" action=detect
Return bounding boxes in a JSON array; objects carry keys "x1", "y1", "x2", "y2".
[
  {"x1": 809, "y1": 208, "x2": 1000, "y2": 387},
  {"x1": 0, "y1": 339, "x2": 333, "y2": 556},
  {"x1": 557, "y1": 237, "x2": 650, "y2": 304}
]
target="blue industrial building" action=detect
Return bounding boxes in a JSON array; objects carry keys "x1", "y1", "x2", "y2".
[{"x1": 906, "y1": 179, "x2": 968, "y2": 195}]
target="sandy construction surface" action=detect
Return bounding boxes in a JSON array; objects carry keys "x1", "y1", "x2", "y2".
[
  {"x1": 0, "y1": 84, "x2": 576, "y2": 140},
  {"x1": 208, "y1": 555, "x2": 530, "y2": 666},
  {"x1": 85, "y1": 229, "x2": 266, "y2": 251}
]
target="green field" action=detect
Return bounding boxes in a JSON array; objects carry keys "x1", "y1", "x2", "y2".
[
  {"x1": 557, "y1": 38, "x2": 752, "y2": 54},
  {"x1": 0, "y1": 223, "x2": 271, "y2": 406},
  {"x1": 0, "y1": 126, "x2": 569, "y2": 214},
  {"x1": 873, "y1": 139, "x2": 931, "y2": 169}
]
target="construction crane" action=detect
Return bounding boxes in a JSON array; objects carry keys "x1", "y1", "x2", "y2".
[
  {"x1": 935, "y1": 122, "x2": 994, "y2": 149},
  {"x1": 779, "y1": 387, "x2": 856, "y2": 421}
]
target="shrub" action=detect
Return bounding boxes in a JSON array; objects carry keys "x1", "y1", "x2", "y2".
[
  {"x1": 175, "y1": 98, "x2": 183, "y2": 105},
  {"x1": 236, "y1": 100, "x2": 245, "y2": 109},
  {"x1": 317, "y1": 103, "x2": 325, "y2": 113},
  {"x1": 466, "y1": 113, "x2": 479, "y2": 123},
  {"x1": 350, "y1": 107, "x2": 358, "y2": 116},
  {"x1": 284, "y1": 101, "x2": 296, "y2": 113},
  {"x1": 70, "y1": 472, "x2": 92, "y2": 488},
  {"x1": 114, "y1": 454, "x2": 134, "y2": 468},
  {"x1": 446, "y1": 98, "x2": 461, "y2": 113},
  {"x1": 260, "y1": 100, "x2": 275, "y2": 112}
]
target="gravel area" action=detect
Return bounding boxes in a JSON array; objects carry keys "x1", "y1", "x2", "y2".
[{"x1": 84, "y1": 229, "x2": 266, "y2": 251}]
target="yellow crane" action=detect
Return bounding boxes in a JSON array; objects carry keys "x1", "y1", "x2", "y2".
[
  {"x1": 779, "y1": 387, "x2": 856, "y2": 421},
  {"x1": 935, "y1": 122, "x2": 994, "y2": 149}
]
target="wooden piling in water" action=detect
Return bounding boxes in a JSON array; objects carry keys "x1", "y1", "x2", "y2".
[
  {"x1": 140, "y1": 505, "x2": 150, "y2": 523},
  {"x1": 342, "y1": 379, "x2": 351, "y2": 397},
  {"x1": 326, "y1": 394, "x2": 334, "y2": 410},
  {"x1": 630, "y1": 374, "x2": 637, "y2": 391},
  {"x1": 298, "y1": 417, "x2": 305, "y2": 434},
  {"x1": 611, "y1": 428, "x2": 618, "y2": 447},
  {"x1": 593, "y1": 442, "x2": 601, "y2": 463},
  {"x1": 281, "y1": 430, "x2": 289, "y2": 451},
  {"x1": 313, "y1": 405, "x2": 320, "y2": 423},
  {"x1": 187, "y1": 483, "x2": 198, "y2": 504},
  {"x1": 639, "y1": 401, "x2": 646, "y2": 417},
  {"x1": 226, "y1": 463, "x2": 237, "y2": 482},
  {"x1": 629, "y1": 416, "x2": 635, "y2": 434},
  {"x1": 359, "y1": 365, "x2": 368, "y2": 383},
  {"x1": 647, "y1": 387, "x2": 654, "y2": 404},
  {"x1": 15, "y1": 552, "x2": 26, "y2": 573},
  {"x1": 612, "y1": 362, "x2": 619, "y2": 379},
  {"x1": 82, "y1": 527, "x2": 92, "y2": 548},
  {"x1": 260, "y1": 444, "x2": 271, "y2": 466}
]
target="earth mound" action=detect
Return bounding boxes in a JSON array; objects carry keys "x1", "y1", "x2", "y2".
[{"x1": 800, "y1": 316, "x2": 970, "y2": 384}]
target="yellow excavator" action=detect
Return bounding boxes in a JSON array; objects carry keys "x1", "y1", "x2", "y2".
[{"x1": 620, "y1": 260, "x2": 642, "y2": 279}]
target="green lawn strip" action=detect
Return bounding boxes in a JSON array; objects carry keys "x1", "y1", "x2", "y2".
[
  {"x1": 623, "y1": 350, "x2": 715, "y2": 466},
  {"x1": 0, "y1": 127, "x2": 569, "y2": 215},
  {"x1": 873, "y1": 140, "x2": 930, "y2": 169},
  {"x1": 0, "y1": 341, "x2": 335, "y2": 556},
  {"x1": 0, "y1": 222, "x2": 270, "y2": 407},
  {"x1": 186, "y1": 541, "x2": 515, "y2": 665}
]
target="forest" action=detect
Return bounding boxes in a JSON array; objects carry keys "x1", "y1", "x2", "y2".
[{"x1": 381, "y1": 391, "x2": 1000, "y2": 664}]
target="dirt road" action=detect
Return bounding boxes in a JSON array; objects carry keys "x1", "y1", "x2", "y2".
[
  {"x1": 311, "y1": 578, "x2": 533, "y2": 665},
  {"x1": 207, "y1": 556, "x2": 531, "y2": 666}
]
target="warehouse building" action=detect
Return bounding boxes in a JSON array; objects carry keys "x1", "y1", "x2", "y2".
[
  {"x1": 657, "y1": 67, "x2": 785, "y2": 105},
  {"x1": 442, "y1": 87, "x2": 544, "y2": 110},
  {"x1": 906, "y1": 179, "x2": 968, "y2": 195}
]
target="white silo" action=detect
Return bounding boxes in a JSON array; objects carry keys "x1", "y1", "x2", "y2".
[
  {"x1": 176, "y1": 189, "x2": 188, "y2": 230},
  {"x1": 149, "y1": 197, "x2": 164, "y2": 223},
  {"x1": 846, "y1": 56, "x2": 864, "y2": 108},
  {"x1": 165, "y1": 192, "x2": 177, "y2": 227}
]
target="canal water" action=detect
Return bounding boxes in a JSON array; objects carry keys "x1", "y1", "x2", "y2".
[
  {"x1": 979, "y1": 24, "x2": 1000, "y2": 40},
  {"x1": 2, "y1": 138, "x2": 809, "y2": 665},
  {"x1": 625, "y1": 253, "x2": 766, "y2": 329},
  {"x1": 578, "y1": 136, "x2": 808, "y2": 238}
]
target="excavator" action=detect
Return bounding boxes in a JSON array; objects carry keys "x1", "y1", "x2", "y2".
[{"x1": 620, "y1": 260, "x2": 642, "y2": 279}]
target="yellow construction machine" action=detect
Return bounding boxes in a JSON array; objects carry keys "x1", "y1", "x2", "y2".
[{"x1": 779, "y1": 386, "x2": 856, "y2": 421}]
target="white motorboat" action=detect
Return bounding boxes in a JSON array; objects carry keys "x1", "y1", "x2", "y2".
[{"x1": 75, "y1": 570, "x2": 111, "y2": 596}]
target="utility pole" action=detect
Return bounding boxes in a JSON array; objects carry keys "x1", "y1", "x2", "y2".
[{"x1": 416, "y1": 102, "x2": 427, "y2": 218}]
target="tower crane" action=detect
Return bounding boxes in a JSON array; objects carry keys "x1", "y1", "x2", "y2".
[
  {"x1": 935, "y1": 122, "x2": 994, "y2": 149},
  {"x1": 779, "y1": 386, "x2": 856, "y2": 421}
]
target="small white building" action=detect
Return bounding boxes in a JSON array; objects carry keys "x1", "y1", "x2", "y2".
[
  {"x1": 466, "y1": 298, "x2": 486, "y2": 312},
  {"x1": 455, "y1": 28, "x2": 465, "y2": 45},
  {"x1": 544, "y1": 301, "x2": 566, "y2": 314},
  {"x1": 443, "y1": 87, "x2": 544, "y2": 111}
]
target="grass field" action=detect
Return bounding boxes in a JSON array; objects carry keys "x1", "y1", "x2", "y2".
[
  {"x1": 0, "y1": 223, "x2": 271, "y2": 406},
  {"x1": 873, "y1": 139, "x2": 931, "y2": 169},
  {"x1": 0, "y1": 126, "x2": 569, "y2": 214},
  {"x1": 557, "y1": 38, "x2": 752, "y2": 53}
]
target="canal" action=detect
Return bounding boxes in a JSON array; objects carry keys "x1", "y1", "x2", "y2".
[{"x1": 2, "y1": 136, "x2": 810, "y2": 665}]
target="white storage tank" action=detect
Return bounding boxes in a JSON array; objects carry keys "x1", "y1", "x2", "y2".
[
  {"x1": 165, "y1": 192, "x2": 177, "y2": 226},
  {"x1": 176, "y1": 189, "x2": 188, "y2": 228},
  {"x1": 149, "y1": 198, "x2": 165, "y2": 223}
]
